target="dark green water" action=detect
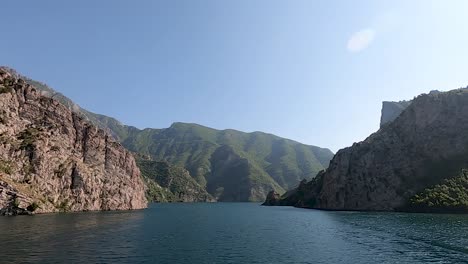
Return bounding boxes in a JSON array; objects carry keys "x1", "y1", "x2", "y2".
[{"x1": 0, "y1": 203, "x2": 467, "y2": 264}]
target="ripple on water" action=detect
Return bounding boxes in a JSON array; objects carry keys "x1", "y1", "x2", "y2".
[{"x1": 0, "y1": 203, "x2": 467, "y2": 264}]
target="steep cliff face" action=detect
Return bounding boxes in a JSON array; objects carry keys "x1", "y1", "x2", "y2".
[
  {"x1": 269, "y1": 87, "x2": 468, "y2": 211},
  {"x1": 380, "y1": 100, "x2": 411, "y2": 127},
  {"x1": 0, "y1": 69, "x2": 147, "y2": 214}
]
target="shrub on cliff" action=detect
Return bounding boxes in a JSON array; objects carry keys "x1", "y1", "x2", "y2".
[{"x1": 408, "y1": 169, "x2": 468, "y2": 213}]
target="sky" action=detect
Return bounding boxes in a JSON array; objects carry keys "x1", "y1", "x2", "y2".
[{"x1": 2, "y1": 0, "x2": 468, "y2": 152}]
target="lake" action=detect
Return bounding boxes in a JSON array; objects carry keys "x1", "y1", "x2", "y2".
[{"x1": 0, "y1": 203, "x2": 467, "y2": 263}]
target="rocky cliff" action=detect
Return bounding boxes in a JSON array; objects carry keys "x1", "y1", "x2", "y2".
[
  {"x1": 0, "y1": 68, "x2": 147, "y2": 215},
  {"x1": 266, "y1": 87, "x2": 468, "y2": 212}
]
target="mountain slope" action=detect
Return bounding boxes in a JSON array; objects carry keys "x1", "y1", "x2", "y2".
[
  {"x1": 2, "y1": 67, "x2": 334, "y2": 202},
  {"x1": 118, "y1": 123, "x2": 332, "y2": 201},
  {"x1": 0, "y1": 68, "x2": 147, "y2": 215},
  {"x1": 137, "y1": 156, "x2": 215, "y2": 202},
  {"x1": 266, "y1": 87, "x2": 468, "y2": 212}
]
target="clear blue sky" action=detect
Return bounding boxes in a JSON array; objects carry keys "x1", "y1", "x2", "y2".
[{"x1": 2, "y1": 0, "x2": 468, "y2": 152}]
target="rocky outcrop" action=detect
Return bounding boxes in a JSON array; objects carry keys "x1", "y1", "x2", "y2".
[
  {"x1": 0, "y1": 180, "x2": 33, "y2": 215},
  {"x1": 380, "y1": 91, "x2": 440, "y2": 127},
  {"x1": 268, "y1": 87, "x2": 468, "y2": 212},
  {"x1": 262, "y1": 190, "x2": 281, "y2": 206},
  {"x1": 0, "y1": 68, "x2": 147, "y2": 214},
  {"x1": 380, "y1": 100, "x2": 411, "y2": 127}
]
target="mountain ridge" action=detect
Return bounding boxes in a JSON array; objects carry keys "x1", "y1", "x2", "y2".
[{"x1": 1, "y1": 66, "x2": 333, "y2": 202}]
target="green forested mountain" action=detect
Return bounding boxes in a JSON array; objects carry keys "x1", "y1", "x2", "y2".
[
  {"x1": 97, "y1": 121, "x2": 333, "y2": 201},
  {"x1": 3, "y1": 67, "x2": 334, "y2": 202}
]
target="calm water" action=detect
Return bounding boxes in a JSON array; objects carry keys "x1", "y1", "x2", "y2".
[{"x1": 0, "y1": 203, "x2": 467, "y2": 264}]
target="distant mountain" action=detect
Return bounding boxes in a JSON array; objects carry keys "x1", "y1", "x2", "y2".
[
  {"x1": 118, "y1": 122, "x2": 333, "y2": 201},
  {"x1": 265, "y1": 87, "x2": 468, "y2": 213},
  {"x1": 2, "y1": 67, "x2": 334, "y2": 202},
  {"x1": 380, "y1": 100, "x2": 411, "y2": 127}
]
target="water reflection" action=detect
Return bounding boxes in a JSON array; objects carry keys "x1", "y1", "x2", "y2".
[
  {"x1": 323, "y1": 211, "x2": 468, "y2": 261},
  {"x1": 0, "y1": 210, "x2": 145, "y2": 264}
]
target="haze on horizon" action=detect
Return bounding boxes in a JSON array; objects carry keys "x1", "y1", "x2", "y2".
[{"x1": 2, "y1": 0, "x2": 468, "y2": 152}]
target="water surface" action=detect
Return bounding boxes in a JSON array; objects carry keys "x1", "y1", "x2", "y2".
[{"x1": 0, "y1": 203, "x2": 467, "y2": 263}]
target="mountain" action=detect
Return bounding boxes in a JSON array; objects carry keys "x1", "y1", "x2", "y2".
[
  {"x1": 0, "y1": 68, "x2": 147, "y2": 215},
  {"x1": 78, "y1": 113, "x2": 334, "y2": 201},
  {"x1": 265, "y1": 87, "x2": 468, "y2": 213},
  {"x1": 118, "y1": 123, "x2": 333, "y2": 201},
  {"x1": 88, "y1": 120, "x2": 333, "y2": 202},
  {"x1": 1, "y1": 67, "x2": 333, "y2": 202}
]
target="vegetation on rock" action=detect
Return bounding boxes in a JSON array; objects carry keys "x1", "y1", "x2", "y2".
[
  {"x1": 27, "y1": 202, "x2": 40, "y2": 212},
  {"x1": 18, "y1": 127, "x2": 40, "y2": 151},
  {"x1": 0, "y1": 84, "x2": 13, "y2": 94},
  {"x1": 137, "y1": 157, "x2": 214, "y2": 202},
  {"x1": 406, "y1": 169, "x2": 468, "y2": 213},
  {"x1": 0, "y1": 160, "x2": 13, "y2": 175}
]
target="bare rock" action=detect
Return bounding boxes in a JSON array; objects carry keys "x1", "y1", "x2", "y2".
[
  {"x1": 270, "y1": 87, "x2": 468, "y2": 211},
  {"x1": 262, "y1": 190, "x2": 281, "y2": 206},
  {"x1": 0, "y1": 68, "x2": 147, "y2": 214},
  {"x1": 380, "y1": 100, "x2": 411, "y2": 127}
]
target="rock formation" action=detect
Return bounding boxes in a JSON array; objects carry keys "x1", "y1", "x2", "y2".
[
  {"x1": 267, "y1": 87, "x2": 468, "y2": 212},
  {"x1": 262, "y1": 190, "x2": 281, "y2": 206},
  {"x1": 0, "y1": 68, "x2": 147, "y2": 215},
  {"x1": 380, "y1": 100, "x2": 411, "y2": 127}
]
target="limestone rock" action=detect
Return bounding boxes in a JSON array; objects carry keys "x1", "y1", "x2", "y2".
[
  {"x1": 269, "y1": 87, "x2": 468, "y2": 211},
  {"x1": 380, "y1": 100, "x2": 411, "y2": 127},
  {"x1": 0, "y1": 68, "x2": 147, "y2": 214}
]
